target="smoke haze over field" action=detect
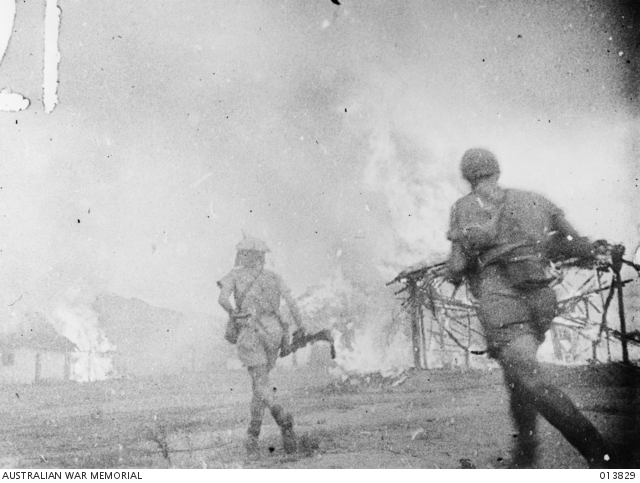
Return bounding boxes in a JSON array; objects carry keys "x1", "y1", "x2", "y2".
[{"x1": 0, "y1": 0, "x2": 638, "y2": 316}]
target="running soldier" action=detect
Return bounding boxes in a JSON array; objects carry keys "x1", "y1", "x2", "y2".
[
  {"x1": 446, "y1": 148, "x2": 613, "y2": 468},
  {"x1": 218, "y1": 236, "x2": 305, "y2": 457}
]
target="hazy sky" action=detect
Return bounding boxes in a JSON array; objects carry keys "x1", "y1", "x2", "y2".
[{"x1": 1, "y1": 0, "x2": 638, "y2": 316}]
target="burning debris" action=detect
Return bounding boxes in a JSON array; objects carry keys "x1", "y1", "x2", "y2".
[
  {"x1": 324, "y1": 369, "x2": 412, "y2": 393},
  {"x1": 297, "y1": 270, "x2": 416, "y2": 384},
  {"x1": 330, "y1": 326, "x2": 413, "y2": 379},
  {"x1": 50, "y1": 305, "x2": 116, "y2": 382}
]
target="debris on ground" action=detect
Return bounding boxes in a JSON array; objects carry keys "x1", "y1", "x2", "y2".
[{"x1": 323, "y1": 370, "x2": 414, "y2": 393}]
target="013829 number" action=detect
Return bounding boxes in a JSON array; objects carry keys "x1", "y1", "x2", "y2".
[{"x1": 600, "y1": 472, "x2": 636, "y2": 480}]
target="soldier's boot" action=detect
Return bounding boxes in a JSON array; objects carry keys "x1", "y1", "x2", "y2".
[
  {"x1": 271, "y1": 405, "x2": 297, "y2": 454},
  {"x1": 245, "y1": 421, "x2": 262, "y2": 459},
  {"x1": 508, "y1": 438, "x2": 538, "y2": 469}
]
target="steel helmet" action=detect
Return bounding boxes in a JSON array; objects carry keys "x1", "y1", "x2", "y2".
[
  {"x1": 235, "y1": 236, "x2": 270, "y2": 253},
  {"x1": 460, "y1": 148, "x2": 500, "y2": 182}
]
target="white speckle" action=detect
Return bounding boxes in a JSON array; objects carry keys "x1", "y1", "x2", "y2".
[
  {"x1": 336, "y1": 249, "x2": 342, "y2": 258},
  {"x1": 567, "y1": 235, "x2": 573, "y2": 241},
  {"x1": 604, "y1": 454, "x2": 610, "y2": 461},
  {"x1": 364, "y1": 204, "x2": 370, "y2": 211},
  {"x1": 0, "y1": 2, "x2": 16, "y2": 72},
  {"x1": 609, "y1": 37, "x2": 613, "y2": 41},
  {"x1": 43, "y1": 0, "x2": 61, "y2": 113},
  {"x1": 321, "y1": 19, "x2": 331, "y2": 29},
  {"x1": 0, "y1": 89, "x2": 29, "y2": 112},
  {"x1": 619, "y1": 51, "x2": 624, "y2": 56},
  {"x1": 300, "y1": 136, "x2": 304, "y2": 141}
]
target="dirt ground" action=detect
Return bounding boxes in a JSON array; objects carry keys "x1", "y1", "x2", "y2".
[{"x1": 0, "y1": 363, "x2": 638, "y2": 469}]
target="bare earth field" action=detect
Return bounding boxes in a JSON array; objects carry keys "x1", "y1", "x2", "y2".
[{"x1": 1, "y1": 364, "x2": 638, "y2": 469}]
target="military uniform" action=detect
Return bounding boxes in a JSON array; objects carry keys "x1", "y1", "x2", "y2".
[
  {"x1": 447, "y1": 148, "x2": 611, "y2": 468},
  {"x1": 218, "y1": 267, "x2": 300, "y2": 369},
  {"x1": 218, "y1": 237, "x2": 303, "y2": 457}
]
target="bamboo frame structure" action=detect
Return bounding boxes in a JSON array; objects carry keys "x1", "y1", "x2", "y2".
[{"x1": 388, "y1": 254, "x2": 640, "y2": 369}]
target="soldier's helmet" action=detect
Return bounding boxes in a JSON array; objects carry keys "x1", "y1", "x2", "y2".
[
  {"x1": 236, "y1": 236, "x2": 270, "y2": 253},
  {"x1": 460, "y1": 148, "x2": 500, "y2": 182}
]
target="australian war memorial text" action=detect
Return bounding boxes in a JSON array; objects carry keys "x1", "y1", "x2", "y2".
[{"x1": 0, "y1": 473, "x2": 141, "y2": 481}]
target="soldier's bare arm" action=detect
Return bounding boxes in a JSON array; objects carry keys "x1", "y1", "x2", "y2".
[
  {"x1": 548, "y1": 209, "x2": 595, "y2": 261},
  {"x1": 217, "y1": 278, "x2": 235, "y2": 316}
]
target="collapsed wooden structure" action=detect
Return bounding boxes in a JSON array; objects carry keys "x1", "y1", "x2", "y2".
[{"x1": 388, "y1": 254, "x2": 640, "y2": 369}]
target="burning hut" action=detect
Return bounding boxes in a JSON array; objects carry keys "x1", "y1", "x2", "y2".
[
  {"x1": 0, "y1": 312, "x2": 75, "y2": 385},
  {"x1": 389, "y1": 252, "x2": 640, "y2": 370}
]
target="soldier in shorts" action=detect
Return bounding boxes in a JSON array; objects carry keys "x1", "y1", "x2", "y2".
[
  {"x1": 446, "y1": 148, "x2": 613, "y2": 468},
  {"x1": 218, "y1": 236, "x2": 305, "y2": 457}
]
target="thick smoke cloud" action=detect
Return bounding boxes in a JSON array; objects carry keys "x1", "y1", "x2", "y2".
[{"x1": 0, "y1": 0, "x2": 637, "y2": 317}]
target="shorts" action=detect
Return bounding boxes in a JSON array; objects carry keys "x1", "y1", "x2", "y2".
[
  {"x1": 236, "y1": 315, "x2": 283, "y2": 370},
  {"x1": 476, "y1": 279, "x2": 557, "y2": 357}
]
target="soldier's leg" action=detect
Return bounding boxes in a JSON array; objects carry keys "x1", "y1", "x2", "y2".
[
  {"x1": 248, "y1": 365, "x2": 297, "y2": 454},
  {"x1": 248, "y1": 365, "x2": 273, "y2": 434},
  {"x1": 245, "y1": 365, "x2": 272, "y2": 457},
  {"x1": 503, "y1": 368, "x2": 539, "y2": 467},
  {"x1": 499, "y1": 334, "x2": 611, "y2": 468}
]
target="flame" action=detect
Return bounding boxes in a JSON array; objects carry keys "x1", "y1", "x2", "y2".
[
  {"x1": 298, "y1": 270, "x2": 414, "y2": 377},
  {"x1": 50, "y1": 305, "x2": 116, "y2": 382},
  {"x1": 297, "y1": 269, "x2": 352, "y2": 332},
  {"x1": 363, "y1": 125, "x2": 458, "y2": 277},
  {"x1": 330, "y1": 326, "x2": 414, "y2": 379}
]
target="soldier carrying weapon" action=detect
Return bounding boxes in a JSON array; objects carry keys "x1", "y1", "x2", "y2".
[
  {"x1": 445, "y1": 148, "x2": 616, "y2": 468},
  {"x1": 217, "y1": 236, "x2": 306, "y2": 457}
]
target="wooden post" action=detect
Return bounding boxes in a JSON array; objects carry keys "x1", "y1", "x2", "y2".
[
  {"x1": 612, "y1": 246, "x2": 629, "y2": 365},
  {"x1": 408, "y1": 281, "x2": 425, "y2": 369},
  {"x1": 615, "y1": 270, "x2": 630, "y2": 365},
  {"x1": 465, "y1": 314, "x2": 471, "y2": 368},
  {"x1": 550, "y1": 326, "x2": 564, "y2": 361}
]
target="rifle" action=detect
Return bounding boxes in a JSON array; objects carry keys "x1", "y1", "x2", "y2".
[{"x1": 280, "y1": 328, "x2": 336, "y2": 359}]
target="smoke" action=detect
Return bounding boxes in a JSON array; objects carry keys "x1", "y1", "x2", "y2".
[{"x1": 1, "y1": 0, "x2": 638, "y2": 379}]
